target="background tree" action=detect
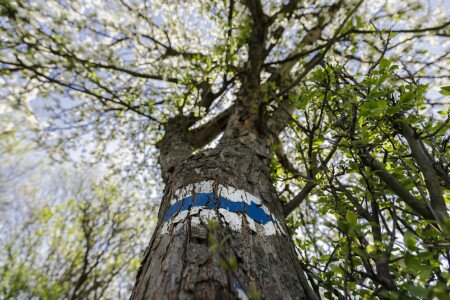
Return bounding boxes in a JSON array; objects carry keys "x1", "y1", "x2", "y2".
[
  {"x1": 0, "y1": 173, "x2": 155, "y2": 299},
  {"x1": 0, "y1": 102, "x2": 156, "y2": 299},
  {"x1": 0, "y1": 0, "x2": 449, "y2": 299}
]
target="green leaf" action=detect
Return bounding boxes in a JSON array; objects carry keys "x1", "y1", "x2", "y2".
[
  {"x1": 439, "y1": 86, "x2": 450, "y2": 96},
  {"x1": 399, "y1": 91, "x2": 414, "y2": 105},
  {"x1": 389, "y1": 64, "x2": 399, "y2": 71},
  {"x1": 378, "y1": 73, "x2": 390, "y2": 84},
  {"x1": 379, "y1": 58, "x2": 391, "y2": 70},
  {"x1": 360, "y1": 100, "x2": 387, "y2": 116},
  {"x1": 408, "y1": 284, "x2": 427, "y2": 298},
  {"x1": 345, "y1": 211, "x2": 358, "y2": 227},
  {"x1": 404, "y1": 232, "x2": 417, "y2": 250},
  {"x1": 386, "y1": 106, "x2": 401, "y2": 115},
  {"x1": 366, "y1": 244, "x2": 377, "y2": 254},
  {"x1": 404, "y1": 253, "x2": 420, "y2": 271}
]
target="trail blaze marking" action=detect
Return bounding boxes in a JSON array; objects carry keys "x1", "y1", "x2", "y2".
[
  {"x1": 163, "y1": 193, "x2": 273, "y2": 224},
  {"x1": 160, "y1": 181, "x2": 286, "y2": 236}
]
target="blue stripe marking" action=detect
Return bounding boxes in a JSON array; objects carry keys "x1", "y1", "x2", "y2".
[{"x1": 163, "y1": 192, "x2": 273, "y2": 224}]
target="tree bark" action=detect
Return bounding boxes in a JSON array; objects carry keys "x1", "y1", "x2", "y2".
[{"x1": 131, "y1": 108, "x2": 317, "y2": 299}]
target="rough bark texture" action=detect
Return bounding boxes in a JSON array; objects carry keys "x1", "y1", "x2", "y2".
[{"x1": 131, "y1": 108, "x2": 317, "y2": 299}]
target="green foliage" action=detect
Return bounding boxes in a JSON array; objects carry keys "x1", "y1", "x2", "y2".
[
  {"x1": 0, "y1": 182, "x2": 156, "y2": 299},
  {"x1": 279, "y1": 58, "x2": 450, "y2": 299},
  {"x1": 439, "y1": 86, "x2": 450, "y2": 96}
]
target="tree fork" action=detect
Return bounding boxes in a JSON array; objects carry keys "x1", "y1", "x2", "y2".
[{"x1": 131, "y1": 108, "x2": 317, "y2": 299}]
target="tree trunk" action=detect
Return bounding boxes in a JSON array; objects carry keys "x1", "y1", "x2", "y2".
[{"x1": 131, "y1": 109, "x2": 317, "y2": 299}]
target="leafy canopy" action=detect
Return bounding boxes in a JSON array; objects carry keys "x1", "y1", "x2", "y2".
[{"x1": 0, "y1": 0, "x2": 449, "y2": 299}]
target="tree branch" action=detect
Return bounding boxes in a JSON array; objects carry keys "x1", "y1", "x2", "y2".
[
  {"x1": 269, "y1": 0, "x2": 300, "y2": 24},
  {"x1": 347, "y1": 20, "x2": 450, "y2": 35},
  {"x1": 358, "y1": 149, "x2": 435, "y2": 221},
  {"x1": 274, "y1": 140, "x2": 298, "y2": 175},
  {"x1": 396, "y1": 120, "x2": 448, "y2": 219},
  {"x1": 188, "y1": 105, "x2": 235, "y2": 148},
  {"x1": 283, "y1": 137, "x2": 341, "y2": 216},
  {"x1": 277, "y1": 0, "x2": 364, "y2": 97},
  {"x1": 243, "y1": 0, "x2": 269, "y2": 88}
]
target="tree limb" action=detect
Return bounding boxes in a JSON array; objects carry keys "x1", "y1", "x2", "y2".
[
  {"x1": 283, "y1": 137, "x2": 342, "y2": 216},
  {"x1": 396, "y1": 120, "x2": 449, "y2": 219},
  {"x1": 188, "y1": 105, "x2": 235, "y2": 148},
  {"x1": 347, "y1": 20, "x2": 450, "y2": 35},
  {"x1": 358, "y1": 149, "x2": 435, "y2": 221}
]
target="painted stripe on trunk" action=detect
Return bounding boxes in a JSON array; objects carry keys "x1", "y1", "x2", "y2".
[
  {"x1": 160, "y1": 181, "x2": 286, "y2": 236},
  {"x1": 163, "y1": 193, "x2": 273, "y2": 224}
]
